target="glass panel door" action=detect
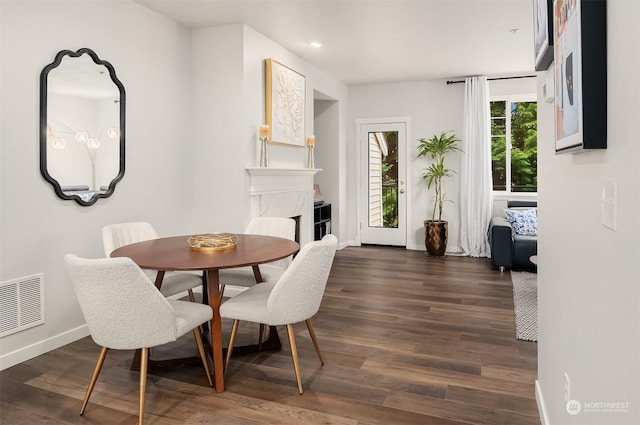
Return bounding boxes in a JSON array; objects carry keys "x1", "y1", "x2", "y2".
[
  {"x1": 368, "y1": 131, "x2": 398, "y2": 228},
  {"x1": 360, "y1": 122, "x2": 406, "y2": 246}
]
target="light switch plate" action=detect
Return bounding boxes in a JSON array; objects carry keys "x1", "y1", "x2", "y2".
[{"x1": 601, "y1": 180, "x2": 617, "y2": 231}]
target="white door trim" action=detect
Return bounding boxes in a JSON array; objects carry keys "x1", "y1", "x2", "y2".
[{"x1": 355, "y1": 117, "x2": 412, "y2": 247}]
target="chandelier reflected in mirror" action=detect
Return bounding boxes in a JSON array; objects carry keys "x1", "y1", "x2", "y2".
[{"x1": 46, "y1": 121, "x2": 120, "y2": 197}]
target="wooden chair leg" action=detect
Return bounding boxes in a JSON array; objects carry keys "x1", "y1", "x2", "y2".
[
  {"x1": 80, "y1": 346, "x2": 109, "y2": 415},
  {"x1": 305, "y1": 319, "x2": 325, "y2": 365},
  {"x1": 138, "y1": 348, "x2": 149, "y2": 425},
  {"x1": 188, "y1": 289, "x2": 196, "y2": 302},
  {"x1": 225, "y1": 320, "x2": 239, "y2": 375},
  {"x1": 286, "y1": 324, "x2": 304, "y2": 394},
  {"x1": 219, "y1": 284, "x2": 226, "y2": 303},
  {"x1": 193, "y1": 328, "x2": 214, "y2": 387},
  {"x1": 258, "y1": 323, "x2": 265, "y2": 349}
]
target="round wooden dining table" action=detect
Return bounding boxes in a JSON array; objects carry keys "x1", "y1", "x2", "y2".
[{"x1": 110, "y1": 234, "x2": 299, "y2": 393}]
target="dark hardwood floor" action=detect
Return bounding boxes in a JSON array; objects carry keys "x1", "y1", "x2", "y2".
[{"x1": 0, "y1": 246, "x2": 540, "y2": 425}]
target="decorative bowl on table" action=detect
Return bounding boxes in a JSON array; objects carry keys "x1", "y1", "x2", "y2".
[{"x1": 187, "y1": 233, "x2": 239, "y2": 251}]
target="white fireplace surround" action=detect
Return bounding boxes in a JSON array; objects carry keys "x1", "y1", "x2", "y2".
[{"x1": 246, "y1": 168, "x2": 320, "y2": 246}]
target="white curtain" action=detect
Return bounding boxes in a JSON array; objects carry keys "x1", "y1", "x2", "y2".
[{"x1": 460, "y1": 76, "x2": 492, "y2": 257}]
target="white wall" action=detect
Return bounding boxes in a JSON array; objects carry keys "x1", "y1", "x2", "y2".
[
  {"x1": 0, "y1": 0, "x2": 194, "y2": 369},
  {"x1": 190, "y1": 24, "x2": 349, "y2": 243},
  {"x1": 191, "y1": 25, "x2": 247, "y2": 233},
  {"x1": 489, "y1": 77, "x2": 537, "y2": 98},
  {"x1": 348, "y1": 80, "x2": 464, "y2": 251},
  {"x1": 0, "y1": 5, "x2": 348, "y2": 370},
  {"x1": 536, "y1": 1, "x2": 640, "y2": 424},
  {"x1": 348, "y1": 77, "x2": 535, "y2": 252},
  {"x1": 242, "y1": 25, "x2": 348, "y2": 246},
  {"x1": 314, "y1": 97, "x2": 340, "y2": 234}
]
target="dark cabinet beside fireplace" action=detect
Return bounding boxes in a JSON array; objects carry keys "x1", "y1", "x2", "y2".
[{"x1": 314, "y1": 202, "x2": 331, "y2": 241}]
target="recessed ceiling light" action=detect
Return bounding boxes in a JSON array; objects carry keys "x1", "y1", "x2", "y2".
[{"x1": 309, "y1": 41, "x2": 323, "y2": 48}]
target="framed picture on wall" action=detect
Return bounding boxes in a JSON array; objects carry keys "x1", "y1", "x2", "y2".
[
  {"x1": 533, "y1": 0, "x2": 554, "y2": 71},
  {"x1": 265, "y1": 58, "x2": 306, "y2": 147},
  {"x1": 553, "y1": 0, "x2": 607, "y2": 153}
]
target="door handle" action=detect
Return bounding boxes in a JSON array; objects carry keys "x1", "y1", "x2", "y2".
[{"x1": 399, "y1": 189, "x2": 405, "y2": 194}]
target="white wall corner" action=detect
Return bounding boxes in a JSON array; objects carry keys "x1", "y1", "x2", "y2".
[
  {"x1": 536, "y1": 380, "x2": 551, "y2": 425},
  {"x1": 336, "y1": 241, "x2": 350, "y2": 250}
]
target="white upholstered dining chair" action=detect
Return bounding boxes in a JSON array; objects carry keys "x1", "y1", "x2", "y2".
[
  {"x1": 64, "y1": 254, "x2": 213, "y2": 425},
  {"x1": 102, "y1": 222, "x2": 202, "y2": 300},
  {"x1": 220, "y1": 234, "x2": 338, "y2": 394},
  {"x1": 218, "y1": 216, "x2": 296, "y2": 297}
]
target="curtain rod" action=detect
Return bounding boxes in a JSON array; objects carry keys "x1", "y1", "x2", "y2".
[{"x1": 446, "y1": 75, "x2": 536, "y2": 85}]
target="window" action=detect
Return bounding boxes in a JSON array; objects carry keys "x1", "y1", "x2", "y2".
[
  {"x1": 367, "y1": 131, "x2": 398, "y2": 228},
  {"x1": 491, "y1": 98, "x2": 538, "y2": 193}
]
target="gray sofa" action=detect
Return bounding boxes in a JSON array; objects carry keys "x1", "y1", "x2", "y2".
[{"x1": 489, "y1": 200, "x2": 537, "y2": 271}]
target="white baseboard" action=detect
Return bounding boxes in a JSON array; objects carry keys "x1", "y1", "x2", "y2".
[
  {"x1": 406, "y1": 243, "x2": 463, "y2": 255},
  {"x1": 535, "y1": 379, "x2": 550, "y2": 425},
  {"x1": 406, "y1": 242, "x2": 423, "y2": 251},
  {"x1": 0, "y1": 324, "x2": 89, "y2": 371}
]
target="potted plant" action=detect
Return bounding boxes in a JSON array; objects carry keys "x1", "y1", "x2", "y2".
[{"x1": 417, "y1": 131, "x2": 461, "y2": 256}]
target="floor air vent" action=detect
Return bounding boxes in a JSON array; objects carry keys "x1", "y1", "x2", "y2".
[{"x1": 0, "y1": 274, "x2": 45, "y2": 338}]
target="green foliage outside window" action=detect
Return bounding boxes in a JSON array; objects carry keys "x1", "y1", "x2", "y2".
[
  {"x1": 491, "y1": 101, "x2": 537, "y2": 192},
  {"x1": 381, "y1": 131, "x2": 399, "y2": 228},
  {"x1": 381, "y1": 162, "x2": 398, "y2": 228}
]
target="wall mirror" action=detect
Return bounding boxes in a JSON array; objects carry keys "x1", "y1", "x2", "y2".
[{"x1": 40, "y1": 48, "x2": 125, "y2": 206}]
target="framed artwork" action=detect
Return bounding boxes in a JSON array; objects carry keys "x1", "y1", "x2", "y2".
[
  {"x1": 533, "y1": 0, "x2": 554, "y2": 71},
  {"x1": 553, "y1": 0, "x2": 607, "y2": 153},
  {"x1": 265, "y1": 58, "x2": 306, "y2": 147}
]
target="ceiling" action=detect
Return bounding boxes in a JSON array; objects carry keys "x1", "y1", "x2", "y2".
[{"x1": 134, "y1": 0, "x2": 536, "y2": 86}]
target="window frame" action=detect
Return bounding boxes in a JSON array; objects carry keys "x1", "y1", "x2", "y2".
[{"x1": 490, "y1": 94, "x2": 538, "y2": 198}]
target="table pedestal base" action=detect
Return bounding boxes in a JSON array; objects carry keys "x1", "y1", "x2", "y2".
[{"x1": 129, "y1": 326, "x2": 282, "y2": 372}]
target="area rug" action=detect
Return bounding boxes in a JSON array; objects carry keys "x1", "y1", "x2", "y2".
[{"x1": 510, "y1": 271, "x2": 538, "y2": 342}]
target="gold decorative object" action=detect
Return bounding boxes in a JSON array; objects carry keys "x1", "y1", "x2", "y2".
[
  {"x1": 187, "y1": 233, "x2": 239, "y2": 251},
  {"x1": 306, "y1": 135, "x2": 315, "y2": 168},
  {"x1": 306, "y1": 145, "x2": 315, "y2": 168},
  {"x1": 259, "y1": 125, "x2": 270, "y2": 167}
]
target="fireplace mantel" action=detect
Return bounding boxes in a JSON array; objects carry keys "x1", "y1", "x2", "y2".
[
  {"x1": 246, "y1": 167, "x2": 320, "y2": 176},
  {"x1": 246, "y1": 168, "x2": 321, "y2": 195}
]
